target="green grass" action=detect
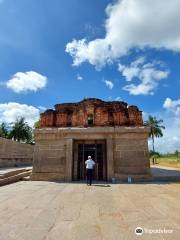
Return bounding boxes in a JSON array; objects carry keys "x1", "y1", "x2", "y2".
[
  {"x1": 150, "y1": 156, "x2": 180, "y2": 166},
  {"x1": 157, "y1": 156, "x2": 180, "y2": 163}
]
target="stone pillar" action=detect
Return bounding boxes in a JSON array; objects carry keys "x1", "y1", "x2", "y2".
[
  {"x1": 65, "y1": 138, "x2": 73, "y2": 181},
  {"x1": 107, "y1": 136, "x2": 114, "y2": 181}
]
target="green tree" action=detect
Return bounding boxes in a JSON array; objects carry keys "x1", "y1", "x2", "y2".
[
  {"x1": 174, "y1": 150, "x2": 179, "y2": 157},
  {"x1": 149, "y1": 150, "x2": 160, "y2": 158},
  {"x1": 9, "y1": 117, "x2": 33, "y2": 143},
  {"x1": 34, "y1": 120, "x2": 40, "y2": 129},
  {"x1": 0, "y1": 122, "x2": 9, "y2": 138},
  {"x1": 145, "y1": 115, "x2": 165, "y2": 153}
]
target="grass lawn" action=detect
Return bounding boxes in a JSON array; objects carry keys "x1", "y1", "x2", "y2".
[{"x1": 150, "y1": 156, "x2": 180, "y2": 168}]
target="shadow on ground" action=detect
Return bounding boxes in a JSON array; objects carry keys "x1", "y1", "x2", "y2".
[{"x1": 151, "y1": 165, "x2": 180, "y2": 177}]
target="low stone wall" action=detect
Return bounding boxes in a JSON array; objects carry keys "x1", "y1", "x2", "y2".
[{"x1": 0, "y1": 137, "x2": 34, "y2": 167}]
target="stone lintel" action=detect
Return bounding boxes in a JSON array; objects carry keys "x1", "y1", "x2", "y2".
[{"x1": 35, "y1": 126, "x2": 149, "y2": 135}]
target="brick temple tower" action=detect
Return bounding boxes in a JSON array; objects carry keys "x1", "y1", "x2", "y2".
[{"x1": 31, "y1": 98, "x2": 150, "y2": 181}]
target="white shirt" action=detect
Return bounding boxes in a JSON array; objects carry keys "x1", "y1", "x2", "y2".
[{"x1": 85, "y1": 159, "x2": 95, "y2": 169}]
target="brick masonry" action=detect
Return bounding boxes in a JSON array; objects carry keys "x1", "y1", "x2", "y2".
[{"x1": 39, "y1": 98, "x2": 143, "y2": 128}]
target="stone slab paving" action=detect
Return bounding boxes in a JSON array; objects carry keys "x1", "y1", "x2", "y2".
[
  {"x1": 151, "y1": 165, "x2": 180, "y2": 177},
  {"x1": 0, "y1": 181, "x2": 180, "y2": 240}
]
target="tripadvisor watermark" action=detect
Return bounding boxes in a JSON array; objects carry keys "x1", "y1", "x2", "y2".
[{"x1": 135, "y1": 227, "x2": 173, "y2": 236}]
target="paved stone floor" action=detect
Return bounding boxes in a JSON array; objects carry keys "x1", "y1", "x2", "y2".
[
  {"x1": 151, "y1": 165, "x2": 180, "y2": 177},
  {"x1": 0, "y1": 181, "x2": 180, "y2": 240}
]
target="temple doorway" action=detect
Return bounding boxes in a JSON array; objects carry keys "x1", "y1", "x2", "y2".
[{"x1": 73, "y1": 140, "x2": 107, "y2": 181}]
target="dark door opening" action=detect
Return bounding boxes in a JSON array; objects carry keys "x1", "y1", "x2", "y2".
[{"x1": 73, "y1": 140, "x2": 107, "y2": 181}]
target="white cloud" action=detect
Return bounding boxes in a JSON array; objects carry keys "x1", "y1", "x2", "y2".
[
  {"x1": 104, "y1": 80, "x2": 114, "y2": 89},
  {"x1": 0, "y1": 102, "x2": 40, "y2": 127},
  {"x1": 163, "y1": 98, "x2": 180, "y2": 115},
  {"x1": 142, "y1": 111, "x2": 148, "y2": 119},
  {"x1": 158, "y1": 98, "x2": 180, "y2": 152},
  {"x1": 119, "y1": 57, "x2": 169, "y2": 95},
  {"x1": 108, "y1": 96, "x2": 112, "y2": 100},
  {"x1": 77, "y1": 73, "x2": 83, "y2": 81},
  {"x1": 84, "y1": 24, "x2": 100, "y2": 37},
  {"x1": 66, "y1": 38, "x2": 112, "y2": 69},
  {"x1": 151, "y1": 124, "x2": 180, "y2": 153},
  {"x1": 38, "y1": 106, "x2": 47, "y2": 112},
  {"x1": 66, "y1": 0, "x2": 180, "y2": 68},
  {"x1": 118, "y1": 56, "x2": 145, "y2": 81},
  {"x1": 174, "y1": 117, "x2": 180, "y2": 127},
  {"x1": 6, "y1": 71, "x2": 47, "y2": 93},
  {"x1": 150, "y1": 128, "x2": 180, "y2": 153},
  {"x1": 115, "y1": 96, "x2": 122, "y2": 101}
]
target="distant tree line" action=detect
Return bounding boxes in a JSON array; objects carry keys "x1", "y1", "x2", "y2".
[
  {"x1": 0, "y1": 117, "x2": 34, "y2": 144},
  {"x1": 149, "y1": 150, "x2": 180, "y2": 157}
]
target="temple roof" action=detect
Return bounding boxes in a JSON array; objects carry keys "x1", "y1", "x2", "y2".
[
  {"x1": 54, "y1": 98, "x2": 130, "y2": 111},
  {"x1": 39, "y1": 98, "x2": 143, "y2": 128}
]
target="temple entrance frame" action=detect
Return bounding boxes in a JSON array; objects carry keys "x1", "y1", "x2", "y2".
[
  {"x1": 73, "y1": 140, "x2": 107, "y2": 181},
  {"x1": 65, "y1": 137, "x2": 114, "y2": 181}
]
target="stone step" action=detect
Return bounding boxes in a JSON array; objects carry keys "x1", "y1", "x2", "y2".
[
  {"x1": 22, "y1": 176, "x2": 30, "y2": 181},
  {"x1": 0, "y1": 170, "x2": 32, "y2": 186},
  {"x1": 0, "y1": 169, "x2": 29, "y2": 179}
]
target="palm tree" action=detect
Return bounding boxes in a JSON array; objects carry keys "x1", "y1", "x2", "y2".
[
  {"x1": 0, "y1": 122, "x2": 9, "y2": 138},
  {"x1": 145, "y1": 115, "x2": 165, "y2": 153},
  {"x1": 9, "y1": 117, "x2": 33, "y2": 143}
]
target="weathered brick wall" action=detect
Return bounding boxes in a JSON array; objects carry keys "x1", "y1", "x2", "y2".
[
  {"x1": 0, "y1": 137, "x2": 34, "y2": 167},
  {"x1": 39, "y1": 98, "x2": 143, "y2": 128}
]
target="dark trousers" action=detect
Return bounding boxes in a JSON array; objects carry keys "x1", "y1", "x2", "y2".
[{"x1": 86, "y1": 169, "x2": 93, "y2": 185}]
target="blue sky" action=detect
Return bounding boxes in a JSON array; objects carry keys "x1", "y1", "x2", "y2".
[{"x1": 0, "y1": 0, "x2": 180, "y2": 152}]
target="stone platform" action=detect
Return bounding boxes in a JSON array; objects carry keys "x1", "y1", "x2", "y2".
[
  {"x1": 0, "y1": 181, "x2": 180, "y2": 239},
  {"x1": 0, "y1": 166, "x2": 32, "y2": 186}
]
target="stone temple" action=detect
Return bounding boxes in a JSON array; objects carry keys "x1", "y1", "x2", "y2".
[{"x1": 31, "y1": 98, "x2": 150, "y2": 181}]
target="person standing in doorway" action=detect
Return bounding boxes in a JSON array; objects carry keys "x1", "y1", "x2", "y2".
[{"x1": 85, "y1": 156, "x2": 95, "y2": 186}]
